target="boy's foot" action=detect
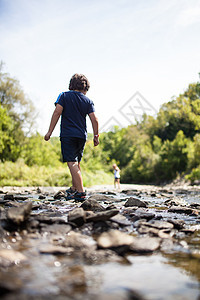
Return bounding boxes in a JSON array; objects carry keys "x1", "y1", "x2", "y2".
[
  {"x1": 66, "y1": 191, "x2": 86, "y2": 201},
  {"x1": 66, "y1": 187, "x2": 76, "y2": 196}
]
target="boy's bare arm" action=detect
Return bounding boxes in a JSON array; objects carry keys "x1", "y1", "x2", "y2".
[
  {"x1": 88, "y1": 112, "x2": 99, "y2": 147},
  {"x1": 44, "y1": 104, "x2": 63, "y2": 141}
]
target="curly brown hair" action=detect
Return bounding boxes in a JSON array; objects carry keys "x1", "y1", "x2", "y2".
[{"x1": 69, "y1": 74, "x2": 90, "y2": 92}]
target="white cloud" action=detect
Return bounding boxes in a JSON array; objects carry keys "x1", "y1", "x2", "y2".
[{"x1": 176, "y1": 5, "x2": 200, "y2": 26}]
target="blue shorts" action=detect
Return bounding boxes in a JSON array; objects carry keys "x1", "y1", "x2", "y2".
[{"x1": 60, "y1": 137, "x2": 86, "y2": 162}]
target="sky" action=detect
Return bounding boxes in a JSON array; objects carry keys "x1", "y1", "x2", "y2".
[{"x1": 0, "y1": 0, "x2": 200, "y2": 136}]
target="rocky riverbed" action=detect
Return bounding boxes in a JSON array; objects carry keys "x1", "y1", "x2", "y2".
[{"x1": 0, "y1": 184, "x2": 200, "y2": 300}]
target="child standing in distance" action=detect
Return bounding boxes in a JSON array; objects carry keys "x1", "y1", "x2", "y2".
[
  {"x1": 44, "y1": 74, "x2": 99, "y2": 201},
  {"x1": 113, "y1": 164, "x2": 120, "y2": 189}
]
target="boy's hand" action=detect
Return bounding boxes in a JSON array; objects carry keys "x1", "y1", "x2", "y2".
[
  {"x1": 44, "y1": 132, "x2": 51, "y2": 141},
  {"x1": 93, "y1": 136, "x2": 99, "y2": 147}
]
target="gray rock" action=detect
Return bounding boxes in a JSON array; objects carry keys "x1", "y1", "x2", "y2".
[
  {"x1": 160, "y1": 239, "x2": 175, "y2": 252},
  {"x1": 106, "y1": 204, "x2": 118, "y2": 210},
  {"x1": 148, "y1": 220, "x2": 174, "y2": 230},
  {"x1": 82, "y1": 249, "x2": 124, "y2": 264},
  {"x1": 124, "y1": 197, "x2": 147, "y2": 208},
  {"x1": 4, "y1": 194, "x2": 14, "y2": 200},
  {"x1": 168, "y1": 206, "x2": 194, "y2": 215},
  {"x1": 122, "y1": 189, "x2": 138, "y2": 194},
  {"x1": 0, "y1": 272, "x2": 23, "y2": 293},
  {"x1": 110, "y1": 214, "x2": 132, "y2": 226},
  {"x1": 130, "y1": 236, "x2": 160, "y2": 253},
  {"x1": 88, "y1": 194, "x2": 113, "y2": 201},
  {"x1": 63, "y1": 232, "x2": 97, "y2": 251},
  {"x1": 130, "y1": 209, "x2": 155, "y2": 221},
  {"x1": 41, "y1": 223, "x2": 71, "y2": 234},
  {"x1": 166, "y1": 218, "x2": 185, "y2": 229},
  {"x1": 54, "y1": 190, "x2": 66, "y2": 199},
  {"x1": 86, "y1": 209, "x2": 119, "y2": 222},
  {"x1": 14, "y1": 196, "x2": 29, "y2": 201},
  {"x1": 34, "y1": 214, "x2": 68, "y2": 224},
  {"x1": 81, "y1": 199, "x2": 105, "y2": 212},
  {"x1": 39, "y1": 245, "x2": 70, "y2": 254},
  {"x1": 7, "y1": 201, "x2": 32, "y2": 225},
  {"x1": 0, "y1": 249, "x2": 27, "y2": 266},
  {"x1": 138, "y1": 225, "x2": 160, "y2": 236},
  {"x1": 97, "y1": 230, "x2": 160, "y2": 254},
  {"x1": 122, "y1": 207, "x2": 138, "y2": 215},
  {"x1": 190, "y1": 203, "x2": 200, "y2": 209},
  {"x1": 38, "y1": 195, "x2": 46, "y2": 199},
  {"x1": 137, "y1": 220, "x2": 174, "y2": 238},
  {"x1": 137, "y1": 225, "x2": 172, "y2": 239},
  {"x1": 164, "y1": 198, "x2": 186, "y2": 207},
  {"x1": 97, "y1": 230, "x2": 134, "y2": 248},
  {"x1": 68, "y1": 207, "x2": 86, "y2": 226}
]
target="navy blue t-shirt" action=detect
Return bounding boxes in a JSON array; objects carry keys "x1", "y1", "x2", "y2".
[{"x1": 55, "y1": 90, "x2": 95, "y2": 139}]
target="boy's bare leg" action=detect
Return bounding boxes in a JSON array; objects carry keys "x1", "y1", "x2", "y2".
[{"x1": 67, "y1": 162, "x2": 84, "y2": 192}]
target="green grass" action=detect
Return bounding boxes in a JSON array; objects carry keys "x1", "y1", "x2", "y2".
[{"x1": 0, "y1": 160, "x2": 113, "y2": 187}]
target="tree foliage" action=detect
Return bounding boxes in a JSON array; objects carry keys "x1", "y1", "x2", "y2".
[
  {"x1": 1, "y1": 64, "x2": 200, "y2": 186},
  {"x1": 0, "y1": 63, "x2": 36, "y2": 162}
]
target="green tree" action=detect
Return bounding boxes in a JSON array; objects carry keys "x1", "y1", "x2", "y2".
[
  {"x1": 121, "y1": 133, "x2": 159, "y2": 183},
  {"x1": 0, "y1": 105, "x2": 14, "y2": 158},
  {"x1": 0, "y1": 62, "x2": 37, "y2": 161},
  {"x1": 140, "y1": 83, "x2": 200, "y2": 142},
  {"x1": 21, "y1": 133, "x2": 62, "y2": 167},
  {"x1": 0, "y1": 62, "x2": 36, "y2": 134},
  {"x1": 158, "y1": 130, "x2": 189, "y2": 180}
]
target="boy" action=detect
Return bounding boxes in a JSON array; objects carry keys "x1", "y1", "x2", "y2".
[{"x1": 44, "y1": 73, "x2": 99, "y2": 201}]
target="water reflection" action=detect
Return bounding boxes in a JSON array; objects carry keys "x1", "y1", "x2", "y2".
[{"x1": 85, "y1": 253, "x2": 200, "y2": 300}]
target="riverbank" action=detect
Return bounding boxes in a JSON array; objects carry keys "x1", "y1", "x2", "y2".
[{"x1": 1, "y1": 182, "x2": 200, "y2": 194}]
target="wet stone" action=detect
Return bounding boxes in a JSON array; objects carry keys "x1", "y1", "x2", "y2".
[
  {"x1": 68, "y1": 207, "x2": 86, "y2": 227},
  {"x1": 63, "y1": 232, "x2": 97, "y2": 251},
  {"x1": 97, "y1": 230, "x2": 135, "y2": 248},
  {"x1": 106, "y1": 204, "x2": 118, "y2": 210},
  {"x1": 0, "y1": 249, "x2": 27, "y2": 266},
  {"x1": 0, "y1": 272, "x2": 23, "y2": 294},
  {"x1": 166, "y1": 218, "x2": 185, "y2": 229},
  {"x1": 33, "y1": 215, "x2": 68, "y2": 224},
  {"x1": 92, "y1": 220, "x2": 112, "y2": 234},
  {"x1": 82, "y1": 249, "x2": 124, "y2": 264},
  {"x1": 190, "y1": 203, "x2": 200, "y2": 209},
  {"x1": 14, "y1": 196, "x2": 29, "y2": 201},
  {"x1": 110, "y1": 214, "x2": 132, "y2": 226},
  {"x1": 3, "y1": 194, "x2": 14, "y2": 201},
  {"x1": 38, "y1": 195, "x2": 46, "y2": 200},
  {"x1": 88, "y1": 194, "x2": 114, "y2": 201},
  {"x1": 4, "y1": 201, "x2": 20, "y2": 207},
  {"x1": 168, "y1": 206, "x2": 195, "y2": 215},
  {"x1": 53, "y1": 190, "x2": 66, "y2": 199},
  {"x1": 39, "y1": 244, "x2": 70, "y2": 254},
  {"x1": 6, "y1": 201, "x2": 32, "y2": 225},
  {"x1": 124, "y1": 197, "x2": 147, "y2": 208},
  {"x1": 81, "y1": 199, "x2": 106, "y2": 212},
  {"x1": 147, "y1": 220, "x2": 174, "y2": 230},
  {"x1": 129, "y1": 236, "x2": 160, "y2": 253},
  {"x1": 160, "y1": 238, "x2": 175, "y2": 253},
  {"x1": 164, "y1": 198, "x2": 187, "y2": 207},
  {"x1": 41, "y1": 223, "x2": 72, "y2": 234},
  {"x1": 130, "y1": 209, "x2": 155, "y2": 221},
  {"x1": 122, "y1": 189, "x2": 138, "y2": 195},
  {"x1": 86, "y1": 209, "x2": 119, "y2": 222}
]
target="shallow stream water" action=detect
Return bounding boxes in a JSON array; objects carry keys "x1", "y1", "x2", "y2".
[{"x1": 0, "y1": 184, "x2": 200, "y2": 300}]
